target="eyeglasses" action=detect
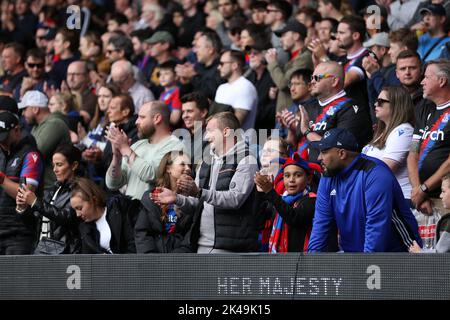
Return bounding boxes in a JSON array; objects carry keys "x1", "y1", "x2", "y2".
[
  {"x1": 375, "y1": 98, "x2": 390, "y2": 106},
  {"x1": 218, "y1": 61, "x2": 233, "y2": 66},
  {"x1": 311, "y1": 74, "x2": 336, "y2": 82},
  {"x1": 26, "y1": 62, "x2": 44, "y2": 69},
  {"x1": 288, "y1": 81, "x2": 307, "y2": 88}
]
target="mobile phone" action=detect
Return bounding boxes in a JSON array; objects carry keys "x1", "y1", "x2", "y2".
[
  {"x1": 19, "y1": 176, "x2": 27, "y2": 189},
  {"x1": 367, "y1": 49, "x2": 380, "y2": 64}
]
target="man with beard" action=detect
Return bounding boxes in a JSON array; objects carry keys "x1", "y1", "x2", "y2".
[
  {"x1": 307, "y1": 128, "x2": 421, "y2": 252},
  {"x1": 295, "y1": 61, "x2": 372, "y2": 161},
  {"x1": 105, "y1": 101, "x2": 185, "y2": 200},
  {"x1": 335, "y1": 16, "x2": 370, "y2": 120}
]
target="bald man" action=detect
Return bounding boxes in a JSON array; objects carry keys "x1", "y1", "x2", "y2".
[
  {"x1": 111, "y1": 60, "x2": 154, "y2": 113},
  {"x1": 66, "y1": 60, "x2": 97, "y2": 122},
  {"x1": 296, "y1": 61, "x2": 373, "y2": 161}
]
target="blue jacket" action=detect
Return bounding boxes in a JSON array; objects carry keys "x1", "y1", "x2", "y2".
[{"x1": 308, "y1": 154, "x2": 422, "y2": 252}]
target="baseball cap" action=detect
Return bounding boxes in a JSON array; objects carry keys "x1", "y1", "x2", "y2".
[
  {"x1": 310, "y1": 128, "x2": 359, "y2": 152},
  {"x1": 0, "y1": 111, "x2": 19, "y2": 141},
  {"x1": 18, "y1": 90, "x2": 49, "y2": 109},
  {"x1": 274, "y1": 20, "x2": 307, "y2": 39},
  {"x1": 245, "y1": 41, "x2": 272, "y2": 53},
  {"x1": 144, "y1": 31, "x2": 175, "y2": 45},
  {"x1": 420, "y1": 3, "x2": 446, "y2": 16},
  {"x1": 0, "y1": 96, "x2": 19, "y2": 114},
  {"x1": 363, "y1": 32, "x2": 390, "y2": 48},
  {"x1": 44, "y1": 28, "x2": 57, "y2": 40}
]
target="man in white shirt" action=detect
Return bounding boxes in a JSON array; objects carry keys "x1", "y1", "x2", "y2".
[{"x1": 214, "y1": 50, "x2": 258, "y2": 131}]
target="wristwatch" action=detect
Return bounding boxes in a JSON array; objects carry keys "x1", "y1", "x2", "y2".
[
  {"x1": 303, "y1": 128, "x2": 311, "y2": 137},
  {"x1": 419, "y1": 183, "x2": 429, "y2": 194}
]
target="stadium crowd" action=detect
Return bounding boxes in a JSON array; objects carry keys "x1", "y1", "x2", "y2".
[{"x1": 0, "y1": 0, "x2": 449, "y2": 254}]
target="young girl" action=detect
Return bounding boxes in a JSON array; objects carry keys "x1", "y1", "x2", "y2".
[
  {"x1": 410, "y1": 173, "x2": 450, "y2": 253},
  {"x1": 254, "y1": 154, "x2": 322, "y2": 252},
  {"x1": 135, "y1": 151, "x2": 194, "y2": 253}
]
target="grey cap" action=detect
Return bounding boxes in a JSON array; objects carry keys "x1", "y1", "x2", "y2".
[
  {"x1": 363, "y1": 32, "x2": 390, "y2": 48},
  {"x1": 144, "y1": 31, "x2": 174, "y2": 45}
]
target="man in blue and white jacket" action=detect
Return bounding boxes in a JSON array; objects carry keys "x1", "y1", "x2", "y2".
[{"x1": 308, "y1": 128, "x2": 422, "y2": 252}]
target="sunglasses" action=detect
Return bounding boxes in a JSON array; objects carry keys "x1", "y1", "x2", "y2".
[
  {"x1": 311, "y1": 74, "x2": 336, "y2": 82},
  {"x1": 375, "y1": 98, "x2": 390, "y2": 106},
  {"x1": 27, "y1": 62, "x2": 45, "y2": 69}
]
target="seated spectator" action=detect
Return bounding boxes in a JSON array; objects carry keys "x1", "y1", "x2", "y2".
[
  {"x1": 410, "y1": 173, "x2": 450, "y2": 253},
  {"x1": 70, "y1": 177, "x2": 136, "y2": 254},
  {"x1": 135, "y1": 151, "x2": 194, "y2": 253},
  {"x1": 158, "y1": 60, "x2": 182, "y2": 127},
  {"x1": 308, "y1": 128, "x2": 422, "y2": 252},
  {"x1": 255, "y1": 153, "x2": 324, "y2": 253},
  {"x1": 362, "y1": 86, "x2": 415, "y2": 200},
  {"x1": 16, "y1": 145, "x2": 83, "y2": 254}
]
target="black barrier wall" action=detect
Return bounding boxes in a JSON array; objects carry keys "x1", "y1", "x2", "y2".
[{"x1": 0, "y1": 253, "x2": 449, "y2": 300}]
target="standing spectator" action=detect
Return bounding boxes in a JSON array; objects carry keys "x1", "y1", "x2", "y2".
[
  {"x1": 254, "y1": 154, "x2": 324, "y2": 252},
  {"x1": 1, "y1": 0, "x2": 38, "y2": 48},
  {"x1": 417, "y1": 3, "x2": 450, "y2": 62},
  {"x1": 317, "y1": 0, "x2": 344, "y2": 22},
  {"x1": 79, "y1": 31, "x2": 110, "y2": 79},
  {"x1": 388, "y1": 0, "x2": 423, "y2": 30},
  {"x1": 0, "y1": 111, "x2": 43, "y2": 255},
  {"x1": 336, "y1": 16, "x2": 371, "y2": 117},
  {"x1": 135, "y1": 151, "x2": 194, "y2": 253},
  {"x1": 158, "y1": 60, "x2": 182, "y2": 127},
  {"x1": 266, "y1": 20, "x2": 313, "y2": 114},
  {"x1": 152, "y1": 112, "x2": 259, "y2": 253},
  {"x1": 105, "y1": 101, "x2": 185, "y2": 200},
  {"x1": 362, "y1": 86, "x2": 415, "y2": 200},
  {"x1": 264, "y1": 0, "x2": 291, "y2": 64},
  {"x1": 47, "y1": 29, "x2": 79, "y2": 88},
  {"x1": 250, "y1": 1, "x2": 267, "y2": 26},
  {"x1": 66, "y1": 61, "x2": 97, "y2": 124},
  {"x1": 110, "y1": 60, "x2": 155, "y2": 113},
  {"x1": 19, "y1": 90, "x2": 71, "y2": 191},
  {"x1": 246, "y1": 42, "x2": 277, "y2": 131},
  {"x1": 14, "y1": 48, "x2": 53, "y2": 101},
  {"x1": 71, "y1": 177, "x2": 136, "y2": 254},
  {"x1": 215, "y1": 50, "x2": 258, "y2": 130},
  {"x1": 296, "y1": 61, "x2": 373, "y2": 161},
  {"x1": 180, "y1": 92, "x2": 210, "y2": 171},
  {"x1": 16, "y1": 145, "x2": 83, "y2": 254},
  {"x1": 0, "y1": 43, "x2": 27, "y2": 96},
  {"x1": 176, "y1": 29, "x2": 223, "y2": 100},
  {"x1": 216, "y1": 0, "x2": 241, "y2": 49},
  {"x1": 178, "y1": 0, "x2": 206, "y2": 46},
  {"x1": 407, "y1": 59, "x2": 450, "y2": 216},
  {"x1": 308, "y1": 128, "x2": 422, "y2": 252}
]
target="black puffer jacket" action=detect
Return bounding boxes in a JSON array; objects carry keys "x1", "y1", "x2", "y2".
[
  {"x1": 135, "y1": 189, "x2": 194, "y2": 253},
  {"x1": 78, "y1": 194, "x2": 136, "y2": 254},
  {"x1": 31, "y1": 180, "x2": 81, "y2": 253}
]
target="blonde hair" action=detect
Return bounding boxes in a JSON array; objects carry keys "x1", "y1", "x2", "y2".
[{"x1": 51, "y1": 92, "x2": 80, "y2": 114}]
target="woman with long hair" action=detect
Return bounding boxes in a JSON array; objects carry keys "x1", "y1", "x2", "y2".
[
  {"x1": 70, "y1": 177, "x2": 136, "y2": 254},
  {"x1": 135, "y1": 151, "x2": 194, "y2": 253},
  {"x1": 16, "y1": 145, "x2": 84, "y2": 254},
  {"x1": 362, "y1": 86, "x2": 415, "y2": 200}
]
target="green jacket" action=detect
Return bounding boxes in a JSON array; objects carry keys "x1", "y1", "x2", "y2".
[
  {"x1": 31, "y1": 112, "x2": 71, "y2": 190},
  {"x1": 267, "y1": 47, "x2": 313, "y2": 112}
]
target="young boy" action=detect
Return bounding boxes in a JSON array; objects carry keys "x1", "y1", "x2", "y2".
[
  {"x1": 158, "y1": 60, "x2": 182, "y2": 127},
  {"x1": 410, "y1": 173, "x2": 450, "y2": 253}
]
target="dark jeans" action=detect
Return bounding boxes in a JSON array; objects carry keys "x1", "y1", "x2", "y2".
[{"x1": 0, "y1": 235, "x2": 34, "y2": 255}]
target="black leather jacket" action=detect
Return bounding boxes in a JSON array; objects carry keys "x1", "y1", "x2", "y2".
[{"x1": 31, "y1": 180, "x2": 81, "y2": 253}]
